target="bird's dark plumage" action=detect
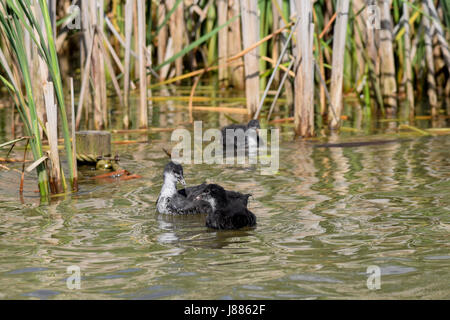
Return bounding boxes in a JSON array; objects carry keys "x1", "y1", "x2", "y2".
[
  {"x1": 195, "y1": 184, "x2": 257, "y2": 230},
  {"x1": 157, "y1": 163, "x2": 255, "y2": 228},
  {"x1": 178, "y1": 183, "x2": 251, "y2": 207},
  {"x1": 221, "y1": 120, "x2": 262, "y2": 153}
]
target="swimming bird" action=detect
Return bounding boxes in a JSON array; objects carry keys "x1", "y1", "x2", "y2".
[
  {"x1": 178, "y1": 182, "x2": 251, "y2": 207},
  {"x1": 156, "y1": 162, "x2": 204, "y2": 215},
  {"x1": 221, "y1": 119, "x2": 262, "y2": 154},
  {"x1": 156, "y1": 162, "x2": 251, "y2": 215},
  {"x1": 194, "y1": 184, "x2": 257, "y2": 230}
]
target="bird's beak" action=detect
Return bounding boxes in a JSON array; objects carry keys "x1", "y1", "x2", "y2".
[{"x1": 179, "y1": 177, "x2": 186, "y2": 186}]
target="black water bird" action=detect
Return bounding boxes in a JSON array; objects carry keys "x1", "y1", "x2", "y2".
[
  {"x1": 194, "y1": 184, "x2": 257, "y2": 230},
  {"x1": 221, "y1": 119, "x2": 262, "y2": 153},
  {"x1": 179, "y1": 182, "x2": 251, "y2": 207},
  {"x1": 156, "y1": 162, "x2": 251, "y2": 215}
]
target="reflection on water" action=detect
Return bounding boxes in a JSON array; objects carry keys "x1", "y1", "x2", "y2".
[{"x1": 0, "y1": 93, "x2": 449, "y2": 299}]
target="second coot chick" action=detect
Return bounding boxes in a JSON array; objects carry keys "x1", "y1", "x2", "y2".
[
  {"x1": 179, "y1": 182, "x2": 251, "y2": 208},
  {"x1": 195, "y1": 184, "x2": 257, "y2": 230},
  {"x1": 221, "y1": 119, "x2": 262, "y2": 153}
]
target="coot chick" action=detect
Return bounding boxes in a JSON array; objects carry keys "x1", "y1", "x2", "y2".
[
  {"x1": 156, "y1": 162, "x2": 251, "y2": 215},
  {"x1": 221, "y1": 119, "x2": 262, "y2": 153},
  {"x1": 195, "y1": 184, "x2": 257, "y2": 230},
  {"x1": 179, "y1": 182, "x2": 251, "y2": 207},
  {"x1": 156, "y1": 162, "x2": 206, "y2": 215}
]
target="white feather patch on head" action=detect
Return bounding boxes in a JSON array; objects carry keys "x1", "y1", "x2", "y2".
[{"x1": 159, "y1": 172, "x2": 178, "y2": 200}]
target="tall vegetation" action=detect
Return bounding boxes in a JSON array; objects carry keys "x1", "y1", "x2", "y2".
[
  {"x1": 0, "y1": 0, "x2": 75, "y2": 198},
  {"x1": 67, "y1": 0, "x2": 449, "y2": 132}
]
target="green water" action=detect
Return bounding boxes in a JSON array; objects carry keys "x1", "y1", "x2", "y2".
[{"x1": 0, "y1": 94, "x2": 449, "y2": 299}]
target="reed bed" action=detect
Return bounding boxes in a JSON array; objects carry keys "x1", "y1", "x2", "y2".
[
  {"x1": 0, "y1": 0, "x2": 449, "y2": 198},
  {"x1": 0, "y1": 0, "x2": 75, "y2": 199}
]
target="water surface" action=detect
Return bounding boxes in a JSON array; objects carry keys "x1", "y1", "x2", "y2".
[{"x1": 0, "y1": 92, "x2": 449, "y2": 300}]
